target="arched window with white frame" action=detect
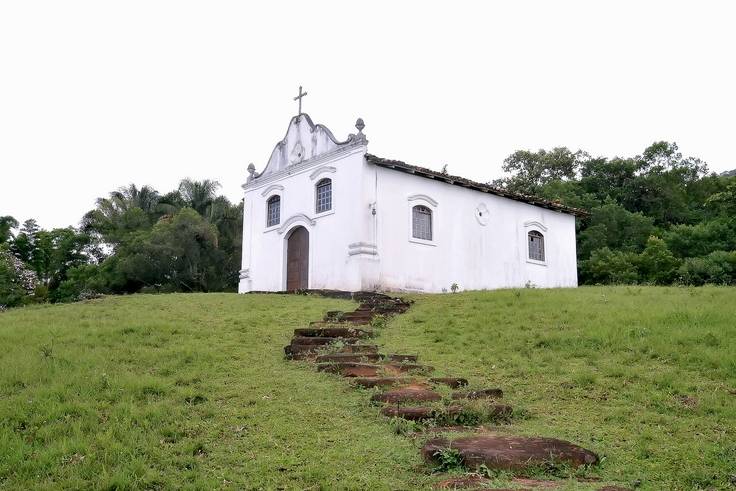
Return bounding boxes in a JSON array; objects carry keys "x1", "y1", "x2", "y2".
[
  {"x1": 315, "y1": 178, "x2": 332, "y2": 213},
  {"x1": 528, "y1": 230, "x2": 545, "y2": 262},
  {"x1": 266, "y1": 195, "x2": 280, "y2": 227},
  {"x1": 412, "y1": 205, "x2": 433, "y2": 241}
]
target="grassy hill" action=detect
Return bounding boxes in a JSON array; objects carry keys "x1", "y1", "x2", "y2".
[{"x1": 1, "y1": 287, "x2": 735, "y2": 490}]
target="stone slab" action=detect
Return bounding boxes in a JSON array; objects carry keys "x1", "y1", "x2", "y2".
[
  {"x1": 430, "y1": 377, "x2": 469, "y2": 388},
  {"x1": 371, "y1": 386, "x2": 442, "y2": 404},
  {"x1": 421, "y1": 435, "x2": 599, "y2": 471}
]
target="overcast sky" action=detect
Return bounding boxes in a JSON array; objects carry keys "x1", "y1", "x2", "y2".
[{"x1": 1, "y1": 1, "x2": 734, "y2": 229}]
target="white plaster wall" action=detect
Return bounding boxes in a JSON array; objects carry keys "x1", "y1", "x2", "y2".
[
  {"x1": 239, "y1": 149, "x2": 579, "y2": 293},
  {"x1": 239, "y1": 146, "x2": 368, "y2": 292},
  {"x1": 371, "y1": 165, "x2": 578, "y2": 292}
]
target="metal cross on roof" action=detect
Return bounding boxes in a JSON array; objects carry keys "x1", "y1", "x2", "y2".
[{"x1": 293, "y1": 85, "x2": 308, "y2": 115}]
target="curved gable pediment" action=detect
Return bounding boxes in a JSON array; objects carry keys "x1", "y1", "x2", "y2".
[{"x1": 256, "y1": 114, "x2": 364, "y2": 179}]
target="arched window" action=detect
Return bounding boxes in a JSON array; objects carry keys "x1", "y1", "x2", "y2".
[
  {"x1": 266, "y1": 195, "x2": 280, "y2": 227},
  {"x1": 412, "y1": 205, "x2": 432, "y2": 240},
  {"x1": 315, "y1": 178, "x2": 332, "y2": 213},
  {"x1": 528, "y1": 230, "x2": 545, "y2": 261}
]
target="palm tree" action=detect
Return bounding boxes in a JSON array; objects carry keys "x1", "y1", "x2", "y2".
[{"x1": 178, "y1": 179, "x2": 221, "y2": 217}]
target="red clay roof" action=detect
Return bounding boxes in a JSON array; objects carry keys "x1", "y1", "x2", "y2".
[{"x1": 365, "y1": 154, "x2": 588, "y2": 217}]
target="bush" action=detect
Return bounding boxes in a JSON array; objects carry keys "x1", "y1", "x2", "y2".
[
  {"x1": 636, "y1": 236, "x2": 680, "y2": 284},
  {"x1": 677, "y1": 251, "x2": 736, "y2": 285},
  {"x1": 581, "y1": 247, "x2": 639, "y2": 284},
  {"x1": 0, "y1": 248, "x2": 38, "y2": 308}
]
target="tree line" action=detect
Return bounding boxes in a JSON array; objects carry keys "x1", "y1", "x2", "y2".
[
  {"x1": 1, "y1": 179, "x2": 242, "y2": 308},
  {"x1": 2, "y1": 141, "x2": 735, "y2": 308}
]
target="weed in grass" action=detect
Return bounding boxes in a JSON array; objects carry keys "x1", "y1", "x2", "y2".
[{"x1": 432, "y1": 448, "x2": 464, "y2": 473}]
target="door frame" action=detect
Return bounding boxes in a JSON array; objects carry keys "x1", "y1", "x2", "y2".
[{"x1": 283, "y1": 225, "x2": 311, "y2": 291}]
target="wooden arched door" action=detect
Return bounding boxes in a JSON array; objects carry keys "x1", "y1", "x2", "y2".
[{"x1": 286, "y1": 226, "x2": 309, "y2": 291}]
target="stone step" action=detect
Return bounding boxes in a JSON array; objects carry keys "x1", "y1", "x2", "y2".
[
  {"x1": 338, "y1": 344, "x2": 379, "y2": 354},
  {"x1": 430, "y1": 377, "x2": 469, "y2": 388},
  {"x1": 421, "y1": 435, "x2": 599, "y2": 471},
  {"x1": 451, "y1": 388, "x2": 504, "y2": 400},
  {"x1": 293, "y1": 327, "x2": 373, "y2": 338},
  {"x1": 371, "y1": 386, "x2": 442, "y2": 404},
  {"x1": 317, "y1": 362, "x2": 381, "y2": 377},
  {"x1": 350, "y1": 377, "x2": 415, "y2": 388},
  {"x1": 380, "y1": 406, "x2": 436, "y2": 421},
  {"x1": 316, "y1": 353, "x2": 382, "y2": 363},
  {"x1": 290, "y1": 336, "x2": 361, "y2": 346},
  {"x1": 310, "y1": 318, "x2": 371, "y2": 326}
]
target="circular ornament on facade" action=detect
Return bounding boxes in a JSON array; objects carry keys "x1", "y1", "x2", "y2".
[
  {"x1": 289, "y1": 142, "x2": 305, "y2": 164},
  {"x1": 475, "y1": 203, "x2": 490, "y2": 226}
]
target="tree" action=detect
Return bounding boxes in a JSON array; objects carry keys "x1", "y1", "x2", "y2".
[
  {"x1": 178, "y1": 179, "x2": 221, "y2": 217},
  {"x1": 636, "y1": 236, "x2": 680, "y2": 284},
  {"x1": 578, "y1": 202, "x2": 654, "y2": 258},
  {"x1": 0, "y1": 216, "x2": 18, "y2": 244},
  {"x1": 495, "y1": 147, "x2": 587, "y2": 195}
]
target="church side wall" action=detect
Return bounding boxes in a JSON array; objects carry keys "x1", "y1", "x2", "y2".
[
  {"x1": 239, "y1": 147, "x2": 368, "y2": 292},
  {"x1": 373, "y1": 167, "x2": 578, "y2": 292}
]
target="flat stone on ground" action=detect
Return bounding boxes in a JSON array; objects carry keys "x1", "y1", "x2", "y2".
[
  {"x1": 380, "y1": 406, "x2": 435, "y2": 420},
  {"x1": 316, "y1": 353, "x2": 381, "y2": 363},
  {"x1": 371, "y1": 385, "x2": 442, "y2": 403},
  {"x1": 316, "y1": 362, "x2": 381, "y2": 377},
  {"x1": 421, "y1": 435, "x2": 599, "y2": 471},
  {"x1": 350, "y1": 377, "x2": 415, "y2": 388},
  {"x1": 290, "y1": 336, "x2": 360, "y2": 346},
  {"x1": 293, "y1": 327, "x2": 373, "y2": 338}
]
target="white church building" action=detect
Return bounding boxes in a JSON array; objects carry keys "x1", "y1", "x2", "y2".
[{"x1": 238, "y1": 109, "x2": 584, "y2": 294}]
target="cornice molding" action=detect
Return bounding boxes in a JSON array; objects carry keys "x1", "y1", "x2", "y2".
[{"x1": 243, "y1": 145, "x2": 365, "y2": 191}]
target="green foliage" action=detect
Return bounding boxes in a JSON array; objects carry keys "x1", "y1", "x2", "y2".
[
  {"x1": 0, "y1": 247, "x2": 38, "y2": 308},
  {"x1": 581, "y1": 248, "x2": 639, "y2": 284},
  {"x1": 677, "y1": 251, "x2": 736, "y2": 286},
  {"x1": 3, "y1": 178, "x2": 243, "y2": 307},
  {"x1": 637, "y1": 237, "x2": 680, "y2": 285}
]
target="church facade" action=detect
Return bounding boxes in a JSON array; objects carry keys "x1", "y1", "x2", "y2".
[{"x1": 238, "y1": 113, "x2": 584, "y2": 293}]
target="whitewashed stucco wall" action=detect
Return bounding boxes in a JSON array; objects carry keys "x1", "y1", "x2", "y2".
[
  {"x1": 369, "y1": 164, "x2": 578, "y2": 292},
  {"x1": 239, "y1": 147, "x2": 367, "y2": 292},
  {"x1": 238, "y1": 114, "x2": 579, "y2": 294}
]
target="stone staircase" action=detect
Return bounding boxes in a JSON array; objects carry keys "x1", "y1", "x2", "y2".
[{"x1": 282, "y1": 291, "x2": 624, "y2": 490}]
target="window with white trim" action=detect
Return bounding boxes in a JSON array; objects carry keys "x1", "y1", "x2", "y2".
[
  {"x1": 266, "y1": 195, "x2": 280, "y2": 227},
  {"x1": 315, "y1": 178, "x2": 332, "y2": 213},
  {"x1": 528, "y1": 230, "x2": 545, "y2": 261},
  {"x1": 412, "y1": 205, "x2": 433, "y2": 240}
]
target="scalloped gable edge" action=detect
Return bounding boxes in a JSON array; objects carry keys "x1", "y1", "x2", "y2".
[
  {"x1": 365, "y1": 154, "x2": 588, "y2": 217},
  {"x1": 258, "y1": 113, "x2": 364, "y2": 178}
]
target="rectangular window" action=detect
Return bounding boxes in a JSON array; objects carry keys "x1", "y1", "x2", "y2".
[
  {"x1": 316, "y1": 180, "x2": 332, "y2": 213},
  {"x1": 528, "y1": 232, "x2": 545, "y2": 261},
  {"x1": 267, "y1": 197, "x2": 280, "y2": 227},
  {"x1": 412, "y1": 206, "x2": 432, "y2": 240}
]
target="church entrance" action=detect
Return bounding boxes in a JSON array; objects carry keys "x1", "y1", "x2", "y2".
[{"x1": 286, "y1": 226, "x2": 309, "y2": 291}]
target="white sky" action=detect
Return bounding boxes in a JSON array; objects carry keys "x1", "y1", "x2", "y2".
[{"x1": 1, "y1": 1, "x2": 735, "y2": 229}]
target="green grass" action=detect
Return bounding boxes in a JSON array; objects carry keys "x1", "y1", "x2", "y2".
[{"x1": 1, "y1": 287, "x2": 735, "y2": 489}]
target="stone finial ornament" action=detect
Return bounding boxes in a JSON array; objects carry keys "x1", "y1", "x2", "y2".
[
  {"x1": 247, "y1": 163, "x2": 256, "y2": 182},
  {"x1": 351, "y1": 117, "x2": 367, "y2": 145}
]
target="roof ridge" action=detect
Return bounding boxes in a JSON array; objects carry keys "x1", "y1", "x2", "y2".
[{"x1": 365, "y1": 153, "x2": 588, "y2": 217}]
